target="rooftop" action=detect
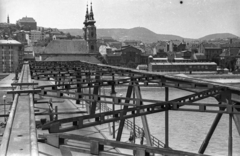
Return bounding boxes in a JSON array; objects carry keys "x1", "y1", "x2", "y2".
[
  {"x1": 99, "y1": 36, "x2": 114, "y2": 40},
  {"x1": 124, "y1": 40, "x2": 141, "y2": 43},
  {"x1": 151, "y1": 62, "x2": 216, "y2": 65},
  {"x1": 24, "y1": 46, "x2": 33, "y2": 52},
  {"x1": 18, "y1": 17, "x2": 36, "y2": 23},
  {"x1": 54, "y1": 34, "x2": 67, "y2": 38},
  {"x1": 205, "y1": 47, "x2": 222, "y2": 49},
  {"x1": 0, "y1": 40, "x2": 21, "y2": 45},
  {"x1": 44, "y1": 55, "x2": 101, "y2": 63},
  {"x1": 106, "y1": 52, "x2": 122, "y2": 57},
  {"x1": 44, "y1": 40, "x2": 88, "y2": 54}
]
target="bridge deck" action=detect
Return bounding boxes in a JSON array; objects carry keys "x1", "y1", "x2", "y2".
[
  {"x1": 7, "y1": 64, "x2": 31, "y2": 155},
  {"x1": 7, "y1": 94, "x2": 31, "y2": 155},
  {"x1": 35, "y1": 77, "x2": 134, "y2": 155},
  {"x1": 0, "y1": 63, "x2": 38, "y2": 156}
]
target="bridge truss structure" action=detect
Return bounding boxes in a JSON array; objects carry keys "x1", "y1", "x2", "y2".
[{"x1": 2, "y1": 60, "x2": 240, "y2": 156}]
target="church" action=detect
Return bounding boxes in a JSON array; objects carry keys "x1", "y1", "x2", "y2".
[{"x1": 37, "y1": 3, "x2": 102, "y2": 63}]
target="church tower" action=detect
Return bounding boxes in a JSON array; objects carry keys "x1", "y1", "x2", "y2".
[{"x1": 83, "y1": 2, "x2": 97, "y2": 53}]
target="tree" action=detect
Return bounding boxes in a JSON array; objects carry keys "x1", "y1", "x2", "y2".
[
  {"x1": 66, "y1": 33, "x2": 72, "y2": 39},
  {"x1": 230, "y1": 57, "x2": 237, "y2": 71},
  {"x1": 219, "y1": 56, "x2": 237, "y2": 71},
  {"x1": 211, "y1": 55, "x2": 220, "y2": 66}
]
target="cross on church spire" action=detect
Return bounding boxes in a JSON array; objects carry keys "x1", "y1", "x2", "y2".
[{"x1": 7, "y1": 15, "x2": 10, "y2": 24}]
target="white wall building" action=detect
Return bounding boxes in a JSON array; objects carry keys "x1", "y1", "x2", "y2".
[{"x1": 30, "y1": 30, "x2": 43, "y2": 43}]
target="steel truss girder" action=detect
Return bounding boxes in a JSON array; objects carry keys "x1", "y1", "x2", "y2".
[
  {"x1": 27, "y1": 61, "x2": 240, "y2": 93},
  {"x1": 32, "y1": 70, "x2": 213, "y2": 90},
  {"x1": 30, "y1": 61, "x2": 221, "y2": 91},
  {"x1": 34, "y1": 77, "x2": 212, "y2": 92},
  {"x1": 41, "y1": 101, "x2": 240, "y2": 133},
  {"x1": 30, "y1": 61, "x2": 240, "y2": 155},
  {"x1": 38, "y1": 87, "x2": 224, "y2": 108}
]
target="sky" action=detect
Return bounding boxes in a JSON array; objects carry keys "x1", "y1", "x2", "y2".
[{"x1": 0, "y1": 0, "x2": 239, "y2": 39}]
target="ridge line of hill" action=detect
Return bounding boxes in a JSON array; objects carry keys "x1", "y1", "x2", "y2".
[{"x1": 60, "y1": 27, "x2": 239, "y2": 43}]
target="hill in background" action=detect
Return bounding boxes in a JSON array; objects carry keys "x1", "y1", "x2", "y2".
[
  {"x1": 60, "y1": 27, "x2": 239, "y2": 43},
  {"x1": 198, "y1": 33, "x2": 239, "y2": 41}
]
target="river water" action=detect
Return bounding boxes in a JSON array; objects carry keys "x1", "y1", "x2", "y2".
[{"x1": 104, "y1": 86, "x2": 240, "y2": 156}]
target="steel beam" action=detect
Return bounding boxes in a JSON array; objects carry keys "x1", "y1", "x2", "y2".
[
  {"x1": 228, "y1": 93, "x2": 233, "y2": 156},
  {"x1": 116, "y1": 85, "x2": 133, "y2": 141},
  {"x1": 41, "y1": 101, "x2": 240, "y2": 133},
  {"x1": 198, "y1": 90, "x2": 230, "y2": 154},
  {"x1": 90, "y1": 75, "x2": 100, "y2": 115},
  {"x1": 38, "y1": 86, "x2": 224, "y2": 110},
  {"x1": 7, "y1": 89, "x2": 41, "y2": 94},
  {"x1": 165, "y1": 87, "x2": 169, "y2": 148},
  {"x1": 134, "y1": 85, "x2": 152, "y2": 147},
  {"x1": 198, "y1": 112, "x2": 224, "y2": 154},
  {"x1": 11, "y1": 82, "x2": 38, "y2": 86},
  {"x1": 40, "y1": 133, "x2": 209, "y2": 156},
  {"x1": 229, "y1": 113, "x2": 233, "y2": 156}
]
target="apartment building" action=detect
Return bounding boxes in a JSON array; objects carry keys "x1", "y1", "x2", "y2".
[{"x1": 0, "y1": 40, "x2": 23, "y2": 73}]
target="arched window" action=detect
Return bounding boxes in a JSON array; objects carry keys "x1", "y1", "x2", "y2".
[{"x1": 91, "y1": 45, "x2": 94, "y2": 50}]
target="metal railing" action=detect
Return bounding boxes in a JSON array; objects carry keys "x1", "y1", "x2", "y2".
[{"x1": 100, "y1": 103, "x2": 165, "y2": 148}]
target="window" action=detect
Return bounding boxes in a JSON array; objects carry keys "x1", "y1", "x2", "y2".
[
  {"x1": 91, "y1": 32, "x2": 94, "y2": 37},
  {"x1": 91, "y1": 45, "x2": 94, "y2": 50}
]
